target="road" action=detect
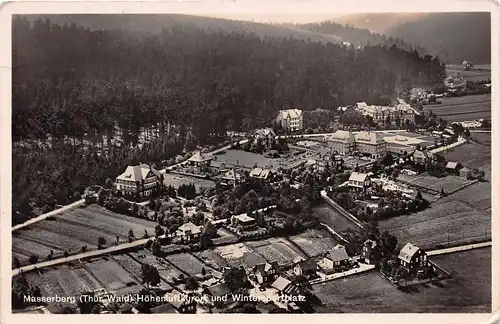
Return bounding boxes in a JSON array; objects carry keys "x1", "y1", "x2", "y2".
[
  {"x1": 427, "y1": 241, "x2": 491, "y2": 256},
  {"x1": 12, "y1": 238, "x2": 150, "y2": 276},
  {"x1": 12, "y1": 199, "x2": 86, "y2": 232},
  {"x1": 429, "y1": 136, "x2": 466, "y2": 154}
]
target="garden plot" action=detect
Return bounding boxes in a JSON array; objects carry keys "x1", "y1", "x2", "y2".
[
  {"x1": 215, "y1": 243, "x2": 254, "y2": 260},
  {"x1": 112, "y1": 254, "x2": 144, "y2": 280},
  {"x1": 72, "y1": 267, "x2": 104, "y2": 292},
  {"x1": 288, "y1": 228, "x2": 340, "y2": 257},
  {"x1": 84, "y1": 258, "x2": 138, "y2": 293},
  {"x1": 192, "y1": 249, "x2": 229, "y2": 271},
  {"x1": 245, "y1": 238, "x2": 306, "y2": 266},
  {"x1": 398, "y1": 173, "x2": 475, "y2": 194},
  {"x1": 379, "y1": 199, "x2": 490, "y2": 250},
  {"x1": 129, "y1": 250, "x2": 182, "y2": 282},
  {"x1": 37, "y1": 268, "x2": 72, "y2": 297},
  {"x1": 23, "y1": 272, "x2": 53, "y2": 297},
  {"x1": 162, "y1": 173, "x2": 215, "y2": 191},
  {"x1": 164, "y1": 253, "x2": 207, "y2": 276},
  {"x1": 14, "y1": 228, "x2": 86, "y2": 253}
]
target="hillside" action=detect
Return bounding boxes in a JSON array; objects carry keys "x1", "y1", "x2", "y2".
[
  {"x1": 26, "y1": 14, "x2": 343, "y2": 44},
  {"x1": 333, "y1": 12, "x2": 491, "y2": 64}
]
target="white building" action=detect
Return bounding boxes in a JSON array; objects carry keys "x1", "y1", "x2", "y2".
[
  {"x1": 354, "y1": 131, "x2": 387, "y2": 158},
  {"x1": 276, "y1": 109, "x2": 303, "y2": 131},
  {"x1": 325, "y1": 130, "x2": 356, "y2": 155},
  {"x1": 348, "y1": 172, "x2": 372, "y2": 192}
]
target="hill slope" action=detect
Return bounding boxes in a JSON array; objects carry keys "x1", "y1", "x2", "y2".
[{"x1": 334, "y1": 13, "x2": 427, "y2": 34}]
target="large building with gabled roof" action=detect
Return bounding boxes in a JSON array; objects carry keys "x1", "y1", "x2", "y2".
[
  {"x1": 276, "y1": 109, "x2": 303, "y2": 131},
  {"x1": 115, "y1": 163, "x2": 163, "y2": 200}
]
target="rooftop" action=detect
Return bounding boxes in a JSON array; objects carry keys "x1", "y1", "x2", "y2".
[
  {"x1": 398, "y1": 242, "x2": 422, "y2": 261},
  {"x1": 349, "y1": 172, "x2": 369, "y2": 182},
  {"x1": 278, "y1": 109, "x2": 303, "y2": 119},
  {"x1": 188, "y1": 151, "x2": 214, "y2": 163},
  {"x1": 116, "y1": 164, "x2": 161, "y2": 182},
  {"x1": 233, "y1": 214, "x2": 256, "y2": 223},
  {"x1": 326, "y1": 130, "x2": 355, "y2": 142},
  {"x1": 177, "y1": 222, "x2": 201, "y2": 234},
  {"x1": 271, "y1": 276, "x2": 292, "y2": 291},
  {"x1": 355, "y1": 131, "x2": 385, "y2": 145},
  {"x1": 326, "y1": 245, "x2": 349, "y2": 262}
]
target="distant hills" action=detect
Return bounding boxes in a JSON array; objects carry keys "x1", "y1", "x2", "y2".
[{"x1": 332, "y1": 12, "x2": 491, "y2": 64}]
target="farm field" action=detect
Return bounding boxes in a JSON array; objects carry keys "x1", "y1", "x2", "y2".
[
  {"x1": 288, "y1": 228, "x2": 340, "y2": 257},
  {"x1": 164, "y1": 253, "x2": 208, "y2": 276},
  {"x1": 192, "y1": 249, "x2": 229, "y2": 271},
  {"x1": 313, "y1": 203, "x2": 361, "y2": 232},
  {"x1": 84, "y1": 257, "x2": 138, "y2": 293},
  {"x1": 162, "y1": 173, "x2": 215, "y2": 191},
  {"x1": 446, "y1": 66, "x2": 491, "y2": 82},
  {"x1": 379, "y1": 199, "x2": 490, "y2": 250},
  {"x1": 314, "y1": 247, "x2": 491, "y2": 313},
  {"x1": 469, "y1": 132, "x2": 491, "y2": 145},
  {"x1": 129, "y1": 250, "x2": 182, "y2": 282},
  {"x1": 398, "y1": 173, "x2": 476, "y2": 194},
  {"x1": 424, "y1": 94, "x2": 491, "y2": 122},
  {"x1": 111, "y1": 254, "x2": 143, "y2": 281},
  {"x1": 442, "y1": 142, "x2": 491, "y2": 179},
  {"x1": 447, "y1": 181, "x2": 491, "y2": 211},
  {"x1": 245, "y1": 238, "x2": 307, "y2": 266}
]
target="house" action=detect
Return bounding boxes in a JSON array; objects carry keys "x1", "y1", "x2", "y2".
[
  {"x1": 175, "y1": 222, "x2": 202, "y2": 244},
  {"x1": 325, "y1": 130, "x2": 356, "y2": 155},
  {"x1": 292, "y1": 257, "x2": 317, "y2": 279},
  {"x1": 242, "y1": 252, "x2": 268, "y2": 271},
  {"x1": 459, "y1": 166, "x2": 471, "y2": 178},
  {"x1": 149, "y1": 303, "x2": 177, "y2": 314},
  {"x1": 348, "y1": 172, "x2": 371, "y2": 192},
  {"x1": 362, "y1": 239, "x2": 380, "y2": 265},
  {"x1": 221, "y1": 168, "x2": 245, "y2": 186},
  {"x1": 276, "y1": 109, "x2": 303, "y2": 131},
  {"x1": 203, "y1": 283, "x2": 233, "y2": 308},
  {"x1": 398, "y1": 243, "x2": 429, "y2": 274},
  {"x1": 209, "y1": 161, "x2": 227, "y2": 174},
  {"x1": 446, "y1": 161, "x2": 460, "y2": 174},
  {"x1": 232, "y1": 214, "x2": 257, "y2": 231},
  {"x1": 163, "y1": 291, "x2": 196, "y2": 313},
  {"x1": 412, "y1": 149, "x2": 435, "y2": 165},
  {"x1": 249, "y1": 167, "x2": 276, "y2": 181},
  {"x1": 271, "y1": 276, "x2": 298, "y2": 296},
  {"x1": 315, "y1": 149, "x2": 343, "y2": 172},
  {"x1": 354, "y1": 131, "x2": 387, "y2": 158},
  {"x1": 252, "y1": 261, "x2": 279, "y2": 284},
  {"x1": 317, "y1": 245, "x2": 351, "y2": 274},
  {"x1": 115, "y1": 163, "x2": 163, "y2": 200},
  {"x1": 462, "y1": 60, "x2": 473, "y2": 71},
  {"x1": 188, "y1": 151, "x2": 214, "y2": 173}
]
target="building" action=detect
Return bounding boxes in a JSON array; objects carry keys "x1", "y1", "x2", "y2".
[
  {"x1": 221, "y1": 168, "x2": 245, "y2": 187},
  {"x1": 459, "y1": 166, "x2": 471, "y2": 178},
  {"x1": 175, "y1": 222, "x2": 202, "y2": 244},
  {"x1": 252, "y1": 261, "x2": 279, "y2": 284},
  {"x1": 362, "y1": 239, "x2": 380, "y2": 265},
  {"x1": 164, "y1": 291, "x2": 197, "y2": 313},
  {"x1": 398, "y1": 243, "x2": 429, "y2": 274},
  {"x1": 232, "y1": 214, "x2": 257, "y2": 231},
  {"x1": 354, "y1": 103, "x2": 417, "y2": 126},
  {"x1": 203, "y1": 283, "x2": 232, "y2": 308},
  {"x1": 149, "y1": 303, "x2": 177, "y2": 314},
  {"x1": 115, "y1": 163, "x2": 163, "y2": 200},
  {"x1": 462, "y1": 60, "x2": 473, "y2": 71},
  {"x1": 446, "y1": 161, "x2": 460, "y2": 174},
  {"x1": 188, "y1": 151, "x2": 214, "y2": 173},
  {"x1": 315, "y1": 149, "x2": 344, "y2": 172},
  {"x1": 271, "y1": 276, "x2": 298, "y2": 296},
  {"x1": 412, "y1": 149, "x2": 435, "y2": 165},
  {"x1": 249, "y1": 167, "x2": 276, "y2": 181},
  {"x1": 317, "y1": 245, "x2": 351, "y2": 274},
  {"x1": 292, "y1": 257, "x2": 317, "y2": 279},
  {"x1": 276, "y1": 109, "x2": 303, "y2": 131},
  {"x1": 354, "y1": 132, "x2": 387, "y2": 158},
  {"x1": 348, "y1": 172, "x2": 372, "y2": 192},
  {"x1": 325, "y1": 130, "x2": 356, "y2": 155}
]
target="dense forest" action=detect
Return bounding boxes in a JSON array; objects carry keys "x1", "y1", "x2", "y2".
[
  {"x1": 12, "y1": 16, "x2": 446, "y2": 221},
  {"x1": 296, "y1": 21, "x2": 426, "y2": 53}
]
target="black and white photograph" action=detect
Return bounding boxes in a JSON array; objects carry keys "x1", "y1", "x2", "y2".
[{"x1": 3, "y1": 1, "x2": 497, "y2": 318}]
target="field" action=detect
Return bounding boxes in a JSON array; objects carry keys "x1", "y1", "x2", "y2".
[
  {"x1": 245, "y1": 238, "x2": 307, "y2": 266},
  {"x1": 12, "y1": 205, "x2": 158, "y2": 267},
  {"x1": 128, "y1": 250, "x2": 182, "y2": 282},
  {"x1": 442, "y1": 142, "x2": 491, "y2": 179},
  {"x1": 164, "y1": 253, "x2": 208, "y2": 276},
  {"x1": 398, "y1": 173, "x2": 475, "y2": 194},
  {"x1": 288, "y1": 228, "x2": 340, "y2": 257},
  {"x1": 424, "y1": 94, "x2": 491, "y2": 122},
  {"x1": 213, "y1": 148, "x2": 311, "y2": 169},
  {"x1": 379, "y1": 199, "x2": 490, "y2": 250},
  {"x1": 446, "y1": 66, "x2": 491, "y2": 82},
  {"x1": 313, "y1": 203, "x2": 362, "y2": 232},
  {"x1": 84, "y1": 257, "x2": 138, "y2": 293},
  {"x1": 314, "y1": 247, "x2": 491, "y2": 313},
  {"x1": 192, "y1": 249, "x2": 229, "y2": 271},
  {"x1": 162, "y1": 173, "x2": 215, "y2": 190}
]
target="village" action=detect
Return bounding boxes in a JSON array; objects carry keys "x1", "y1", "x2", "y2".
[{"x1": 11, "y1": 84, "x2": 491, "y2": 314}]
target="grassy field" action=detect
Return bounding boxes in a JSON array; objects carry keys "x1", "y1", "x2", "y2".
[
  {"x1": 424, "y1": 94, "x2": 491, "y2": 122},
  {"x1": 84, "y1": 257, "x2": 138, "y2": 293},
  {"x1": 214, "y1": 148, "x2": 311, "y2": 169},
  {"x1": 12, "y1": 205, "x2": 159, "y2": 267},
  {"x1": 398, "y1": 173, "x2": 475, "y2": 194},
  {"x1": 288, "y1": 228, "x2": 340, "y2": 257},
  {"x1": 245, "y1": 238, "x2": 307, "y2": 266},
  {"x1": 129, "y1": 250, "x2": 183, "y2": 282},
  {"x1": 313, "y1": 203, "x2": 360, "y2": 232},
  {"x1": 314, "y1": 247, "x2": 491, "y2": 313},
  {"x1": 192, "y1": 249, "x2": 230, "y2": 271},
  {"x1": 446, "y1": 66, "x2": 491, "y2": 82},
  {"x1": 379, "y1": 199, "x2": 490, "y2": 250},
  {"x1": 162, "y1": 173, "x2": 215, "y2": 190},
  {"x1": 443, "y1": 142, "x2": 491, "y2": 179}
]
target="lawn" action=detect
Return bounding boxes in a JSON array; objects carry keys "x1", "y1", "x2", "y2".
[
  {"x1": 398, "y1": 173, "x2": 475, "y2": 194},
  {"x1": 245, "y1": 238, "x2": 307, "y2": 266},
  {"x1": 162, "y1": 173, "x2": 215, "y2": 191},
  {"x1": 213, "y1": 148, "x2": 310, "y2": 170},
  {"x1": 164, "y1": 253, "x2": 208, "y2": 276},
  {"x1": 314, "y1": 247, "x2": 491, "y2": 313},
  {"x1": 288, "y1": 228, "x2": 340, "y2": 257},
  {"x1": 379, "y1": 199, "x2": 490, "y2": 250}
]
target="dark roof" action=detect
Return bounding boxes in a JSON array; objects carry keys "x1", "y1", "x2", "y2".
[
  {"x1": 207, "y1": 283, "x2": 231, "y2": 297},
  {"x1": 253, "y1": 261, "x2": 279, "y2": 276},
  {"x1": 326, "y1": 246, "x2": 349, "y2": 263},
  {"x1": 295, "y1": 258, "x2": 316, "y2": 271},
  {"x1": 150, "y1": 303, "x2": 177, "y2": 314}
]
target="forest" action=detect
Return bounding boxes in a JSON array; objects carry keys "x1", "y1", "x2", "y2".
[{"x1": 12, "y1": 16, "x2": 447, "y2": 222}]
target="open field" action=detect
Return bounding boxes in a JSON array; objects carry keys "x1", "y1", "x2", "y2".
[
  {"x1": 129, "y1": 250, "x2": 182, "y2": 282},
  {"x1": 446, "y1": 67, "x2": 491, "y2": 82},
  {"x1": 213, "y1": 148, "x2": 311, "y2": 170},
  {"x1": 162, "y1": 173, "x2": 215, "y2": 190},
  {"x1": 379, "y1": 199, "x2": 490, "y2": 250},
  {"x1": 398, "y1": 173, "x2": 475, "y2": 194},
  {"x1": 469, "y1": 132, "x2": 491, "y2": 145},
  {"x1": 424, "y1": 94, "x2": 491, "y2": 122},
  {"x1": 442, "y1": 142, "x2": 491, "y2": 179},
  {"x1": 288, "y1": 228, "x2": 340, "y2": 257},
  {"x1": 245, "y1": 238, "x2": 307, "y2": 266},
  {"x1": 192, "y1": 249, "x2": 229, "y2": 271},
  {"x1": 447, "y1": 181, "x2": 491, "y2": 211},
  {"x1": 314, "y1": 247, "x2": 491, "y2": 313},
  {"x1": 84, "y1": 257, "x2": 138, "y2": 293},
  {"x1": 164, "y1": 253, "x2": 208, "y2": 276},
  {"x1": 111, "y1": 254, "x2": 143, "y2": 281},
  {"x1": 313, "y1": 204, "x2": 362, "y2": 232},
  {"x1": 12, "y1": 205, "x2": 159, "y2": 267}
]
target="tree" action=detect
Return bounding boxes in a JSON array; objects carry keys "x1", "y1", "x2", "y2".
[
  {"x1": 13, "y1": 257, "x2": 21, "y2": 268},
  {"x1": 381, "y1": 153, "x2": 394, "y2": 166},
  {"x1": 222, "y1": 266, "x2": 249, "y2": 290},
  {"x1": 142, "y1": 229, "x2": 149, "y2": 239},
  {"x1": 29, "y1": 254, "x2": 39, "y2": 264},
  {"x1": 141, "y1": 264, "x2": 161, "y2": 289},
  {"x1": 128, "y1": 229, "x2": 135, "y2": 242},
  {"x1": 185, "y1": 276, "x2": 199, "y2": 291},
  {"x1": 151, "y1": 240, "x2": 162, "y2": 256},
  {"x1": 154, "y1": 225, "x2": 165, "y2": 237},
  {"x1": 104, "y1": 178, "x2": 113, "y2": 189},
  {"x1": 201, "y1": 268, "x2": 207, "y2": 276},
  {"x1": 97, "y1": 237, "x2": 106, "y2": 249}
]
